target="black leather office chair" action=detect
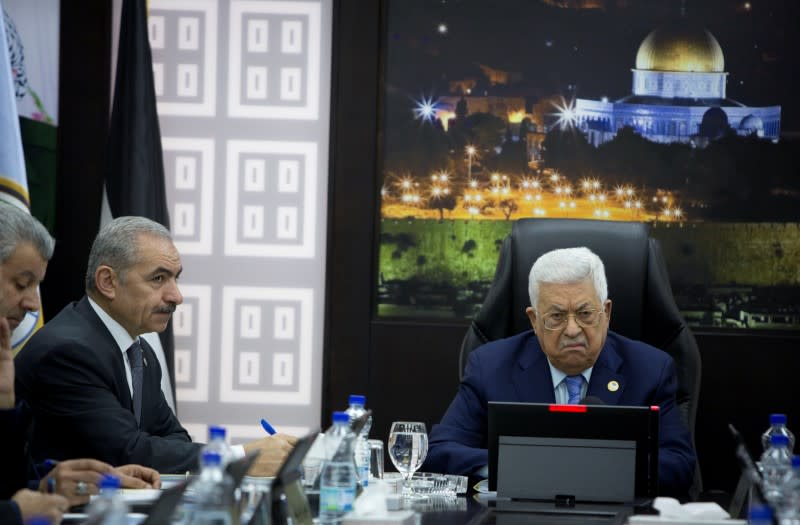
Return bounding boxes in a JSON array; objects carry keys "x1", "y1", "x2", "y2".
[{"x1": 460, "y1": 218, "x2": 702, "y2": 498}]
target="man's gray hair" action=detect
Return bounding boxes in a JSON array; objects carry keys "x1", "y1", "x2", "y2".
[
  {"x1": 85, "y1": 216, "x2": 172, "y2": 292},
  {"x1": 0, "y1": 200, "x2": 55, "y2": 264},
  {"x1": 528, "y1": 247, "x2": 608, "y2": 308}
]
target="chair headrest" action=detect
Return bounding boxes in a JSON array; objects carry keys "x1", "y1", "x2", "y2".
[{"x1": 509, "y1": 219, "x2": 650, "y2": 340}]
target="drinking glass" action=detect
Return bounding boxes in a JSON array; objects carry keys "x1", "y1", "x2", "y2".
[
  {"x1": 387, "y1": 421, "x2": 428, "y2": 493},
  {"x1": 367, "y1": 439, "x2": 384, "y2": 480}
]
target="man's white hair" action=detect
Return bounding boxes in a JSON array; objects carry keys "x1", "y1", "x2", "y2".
[{"x1": 528, "y1": 247, "x2": 608, "y2": 308}]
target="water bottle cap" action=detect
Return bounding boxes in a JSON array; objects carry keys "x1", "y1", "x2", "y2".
[
  {"x1": 99, "y1": 474, "x2": 121, "y2": 489},
  {"x1": 203, "y1": 451, "x2": 223, "y2": 466},
  {"x1": 771, "y1": 434, "x2": 790, "y2": 446},
  {"x1": 770, "y1": 413, "x2": 787, "y2": 425},
  {"x1": 332, "y1": 411, "x2": 350, "y2": 424},
  {"x1": 25, "y1": 518, "x2": 53, "y2": 525},
  {"x1": 209, "y1": 425, "x2": 226, "y2": 439},
  {"x1": 348, "y1": 394, "x2": 366, "y2": 406},
  {"x1": 749, "y1": 504, "x2": 772, "y2": 520},
  {"x1": 792, "y1": 455, "x2": 800, "y2": 468}
]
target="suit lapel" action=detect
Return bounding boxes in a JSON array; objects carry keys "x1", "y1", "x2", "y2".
[
  {"x1": 75, "y1": 297, "x2": 134, "y2": 411},
  {"x1": 512, "y1": 335, "x2": 556, "y2": 403},
  {"x1": 586, "y1": 337, "x2": 625, "y2": 405}
]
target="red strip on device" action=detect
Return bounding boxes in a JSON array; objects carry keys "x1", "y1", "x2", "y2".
[
  {"x1": 549, "y1": 404, "x2": 588, "y2": 413},
  {"x1": 650, "y1": 405, "x2": 660, "y2": 411}
]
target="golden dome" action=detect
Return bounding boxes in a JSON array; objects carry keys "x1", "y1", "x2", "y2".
[{"x1": 635, "y1": 24, "x2": 725, "y2": 73}]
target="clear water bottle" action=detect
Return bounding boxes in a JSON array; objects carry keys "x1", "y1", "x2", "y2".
[
  {"x1": 199, "y1": 425, "x2": 233, "y2": 468},
  {"x1": 344, "y1": 394, "x2": 372, "y2": 488},
  {"x1": 319, "y1": 412, "x2": 357, "y2": 524},
  {"x1": 779, "y1": 455, "x2": 800, "y2": 523},
  {"x1": 761, "y1": 434, "x2": 793, "y2": 506},
  {"x1": 189, "y1": 451, "x2": 235, "y2": 525},
  {"x1": 762, "y1": 414, "x2": 795, "y2": 452},
  {"x1": 86, "y1": 474, "x2": 128, "y2": 525}
]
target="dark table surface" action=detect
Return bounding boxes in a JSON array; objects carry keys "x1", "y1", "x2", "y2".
[{"x1": 412, "y1": 494, "x2": 642, "y2": 525}]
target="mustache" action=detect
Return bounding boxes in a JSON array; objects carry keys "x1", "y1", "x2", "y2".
[
  {"x1": 559, "y1": 337, "x2": 587, "y2": 349},
  {"x1": 154, "y1": 304, "x2": 177, "y2": 314}
]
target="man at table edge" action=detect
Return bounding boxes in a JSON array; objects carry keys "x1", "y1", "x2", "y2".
[{"x1": 423, "y1": 246, "x2": 696, "y2": 500}]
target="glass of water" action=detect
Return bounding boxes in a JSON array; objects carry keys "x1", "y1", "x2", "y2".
[{"x1": 388, "y1": 421, "x2": 428, "y2": 493}]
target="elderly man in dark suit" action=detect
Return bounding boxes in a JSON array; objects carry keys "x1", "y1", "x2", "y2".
[
  {"x1": 424, "y1": 247, "x2": 696, "y2": 500},
  {"x1": 1, "y1": 202, "x2": 159, "y2": 525},
  {"x1": 16, "y1": 216, "x2": 296, "y2": 476}
]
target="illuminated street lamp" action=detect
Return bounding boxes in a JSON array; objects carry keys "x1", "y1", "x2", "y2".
[
  {"x1": 465, "y1": 145, "x2": 477, "y2": 181},
  {"x1": 413, "y1": 96, "x2": 439, "y2": 123},
  {"x1": 520, "y1": 177, "x2": 541, "y2": 191},
  {"x1": 552, "y1": 96, "x2": 577, "y2": 130}
]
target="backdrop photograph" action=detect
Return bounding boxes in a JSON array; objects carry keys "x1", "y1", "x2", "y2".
[{"x1": 375, "y1": 0, "x2": 800, "y2": 332}]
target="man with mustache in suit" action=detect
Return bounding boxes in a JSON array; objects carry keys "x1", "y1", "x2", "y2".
[
  {"x1": 16, "y1": 216, "x2": 296, "y2": 477},
  {"x1": 1, "y1": 203, "x2": 159, "y2": 524}
]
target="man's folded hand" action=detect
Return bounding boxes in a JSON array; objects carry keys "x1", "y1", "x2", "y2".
[{"x1": 115, "y1": 464, "x2": 162, "y2": 489}]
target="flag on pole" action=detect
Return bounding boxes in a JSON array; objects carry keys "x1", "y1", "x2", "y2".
[
  {"x1": 0, "y1": 5, "x2": 29, "y2": 209},
  {"x1": 0, "y1": 3, "x2": 43, "y2": 353},
  {"x1": 105, "y1": 0, "x2": 176, "y2": 410}
]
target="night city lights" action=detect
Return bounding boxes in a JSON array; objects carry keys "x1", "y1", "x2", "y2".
[{"x1": 377, "y1": 0, "x2": 799, "y2": 329}]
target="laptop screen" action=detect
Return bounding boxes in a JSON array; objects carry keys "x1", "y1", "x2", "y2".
[{"x1": 488, "y1": 402, "x2": 659, "y2": 503}]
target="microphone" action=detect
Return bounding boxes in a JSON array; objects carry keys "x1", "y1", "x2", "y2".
[{"x1": 580, "y1": 395, "x2": 606, "y2": 405}]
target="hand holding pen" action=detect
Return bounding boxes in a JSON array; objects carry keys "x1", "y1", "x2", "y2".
[{"x1": 240, "y1": 417, "x2": 298, "y2": 476}]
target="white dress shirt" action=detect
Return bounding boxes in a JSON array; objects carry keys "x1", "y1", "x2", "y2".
[{"x1": 88, "y1": 297, "x2": 137, "y2": 397}]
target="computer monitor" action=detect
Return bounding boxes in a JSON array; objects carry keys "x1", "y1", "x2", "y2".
[{"x1": 488, "y1": 402, "x2": 659, "y2": 504}]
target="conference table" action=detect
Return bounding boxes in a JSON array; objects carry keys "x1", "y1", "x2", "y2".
[{"x1": 92, "y1": 486, "x2": 666, "y2": 525}]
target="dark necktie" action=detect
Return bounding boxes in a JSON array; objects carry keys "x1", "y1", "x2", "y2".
[
  {"x1": 127, "y1": 340, "x2": 144, "y2": 427},
  {"x1": 565, "y1": 375, "x2": 583, "y2": 405}
]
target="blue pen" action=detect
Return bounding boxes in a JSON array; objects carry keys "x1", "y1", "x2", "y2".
[
  {"x1": 39, "y1": 460, "x2": 59, "y2": 493},
  {"x1": 260, "y1": 418, "x2": 277, "y2": 435}
]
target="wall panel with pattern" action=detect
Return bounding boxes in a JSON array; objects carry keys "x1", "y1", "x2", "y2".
[{"x1": 132, "y1": 0, "x2": 331, "y2": 443}]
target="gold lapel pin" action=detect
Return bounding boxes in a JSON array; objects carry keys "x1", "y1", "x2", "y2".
[{"x1": 607, "y1": 380, "x2": 619, "y2": 392}]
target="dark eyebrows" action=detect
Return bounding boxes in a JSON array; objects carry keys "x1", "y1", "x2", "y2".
[
  {"x1": 148, "y1": 266, "x2": 182, "y2": 279},
  {"x1": 546, "y1": 301, "x2": 595, "y2": 313}
]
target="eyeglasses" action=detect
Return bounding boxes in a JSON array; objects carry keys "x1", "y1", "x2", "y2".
[{"x1": 540, "y1": 308, "x2": 604, "y2": 331}]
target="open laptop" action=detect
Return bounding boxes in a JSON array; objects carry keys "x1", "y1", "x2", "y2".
[
  {"x1": 484, "y1": 401, "x2": 660, "y2": 523},
  {"x1": 138, "y1": 480, "x2": 189, "y2": 525},
  {"x1": 246, "y1": 430, "x2": 319, "y2": 525},
  {"x1": 226, "y1": 449, "x2": 261, "y2": 488}
]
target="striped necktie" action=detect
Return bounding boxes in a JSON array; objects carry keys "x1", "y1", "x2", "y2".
[{"x1": 565, "y1": 375, "x2": 583, "y2": 405}]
